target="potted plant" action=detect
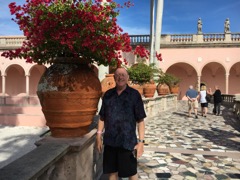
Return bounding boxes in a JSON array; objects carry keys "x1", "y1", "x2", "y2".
[
  {"x1": 127, "y1": 60, "x2": 160, "y2": 97},
  {"x1": 1, "y1": 0, "x2": 151, "y2": 137},
  {"x1": 157, "y1": 73, "x2": 181, "y2": 95}
]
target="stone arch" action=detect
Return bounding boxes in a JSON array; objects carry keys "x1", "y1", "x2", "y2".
[
  {"x1": 201, "y1": 62, "x2": 226, "y2": 93},
  {"x1": 29, "y1": 65, "x2": 47, "y2": 95},
  {"x1": 165, "y1": 62, "x2": 197, "y2": 100},
  {"x1": 5, "y1": 64, "x2": 26, "y2": 96},
  {"x1": 229, "y1": 62, "x2": 240, "y2": 94}
]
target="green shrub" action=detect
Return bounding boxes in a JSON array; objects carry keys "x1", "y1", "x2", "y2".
[{"x1": 127, "y1": 62, "x2": 159, "y2": 85}]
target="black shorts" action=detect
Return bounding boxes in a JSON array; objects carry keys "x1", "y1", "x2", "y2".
[
  {"x1": 201, "y1": 103, "x2": 208, "y2": 107},
  {"x1": 103, "y1": 145, "x2": 137, "y2": 178}
]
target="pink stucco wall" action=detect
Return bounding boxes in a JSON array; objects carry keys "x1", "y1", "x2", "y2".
[
  {"x1": 0, "y1": 41, "x2": 240, "y2": 127},
  {"x1": 159, "y1": 47, "x2": 240, "y2": 98}
]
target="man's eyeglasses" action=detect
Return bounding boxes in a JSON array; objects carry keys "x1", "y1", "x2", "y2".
[{"x1": 114, "y1": 74, "x2": 127, "y2": 78}]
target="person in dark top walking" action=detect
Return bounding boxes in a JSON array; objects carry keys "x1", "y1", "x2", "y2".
[
  {"x1": 186, "y1": 85, "x2": 199, "y2": 119},
  {"x1": 209, "y1": 85, "x2": 222, "y2": 115},
  {"x1": 96, "y1": 67, "x2": 146, "y2": 180}
]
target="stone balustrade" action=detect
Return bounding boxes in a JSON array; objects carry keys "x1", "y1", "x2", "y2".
[
  {"x1": 0, "y1": 95, "x2": 178, "y2": 180},
  {"x1": 203, "y1": 33, "x2": 225, "y2": 42},
  {"x1": 0, "y1": 36, "x2": 26, "y2": 49},
  {"x1": 233, "y1": 94, "x2": 240, "y2": 120},
  {"x1": 221, "y1": 94, "x2": 236, "y2": 103},
  {"x1": 129, "y1": 33, "x2": 240, "y2": 46},
  {"x1": 170, "y1": 34, "x2": 193, "y2": 42},
  {"x1": 231, "y1": 33, "x2": 240, "y2": 41},
  {"x1": 1, "y1": 32, "x2": 240, "y2": 49}
]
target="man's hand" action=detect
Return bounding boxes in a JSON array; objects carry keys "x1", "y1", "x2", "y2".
[
  {"x1": 96, "y1": 135, "x2": 103, "y2": 153},
  {"x1": 134, "y1": 142, "x2": 144, "y2": 158}
]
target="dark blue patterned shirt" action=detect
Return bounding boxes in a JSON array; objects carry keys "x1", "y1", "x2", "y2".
[{"x1": 99, "y1": 85, "x2": 146, "y2": 150}]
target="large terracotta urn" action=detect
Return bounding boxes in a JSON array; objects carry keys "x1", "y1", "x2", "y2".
[
  {"x1": 143, "y1": 83, "x2": 156, "y2": 98},
  {"x1": 37, "y1": 59, "x2": 102, "y2": 138},
  {"x1": 156, "y1": 83, "x2": 170, "y2": 95},
  {"x1": 101, "y1": 74, "x2": 116, "y2": 97}
]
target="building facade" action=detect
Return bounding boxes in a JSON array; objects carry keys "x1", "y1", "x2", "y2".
[
  {"x1": 0, "y1": 32, "x2": 240, "y2": 126},
  {"x1": 129, "y1": 32, "x2": 240, "y2": 99}
]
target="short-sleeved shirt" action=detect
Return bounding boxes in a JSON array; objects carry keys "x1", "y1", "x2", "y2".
[
  {"x1": 186, "y1": 89, "x2": 198, "y2": 99},
  {"x1": 213, "y1": 89, "x2": 222, "y2": 103},
  {"x1": 99, "y1": 85, "x2": 146, "y2": 151},
  {"x1": 199, "y1": 90, "x2": 207, "y2": 103}
]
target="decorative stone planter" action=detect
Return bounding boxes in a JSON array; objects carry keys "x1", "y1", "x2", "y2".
[
  {"x1": 37, "y1": 59, "x2": 102, "y2": 138},
  {"x1": 156, "y1": 83, "x2": 170, "y2": 95},
  {"x1": 143, "y1": 83, "x2": 156, "y2": 98}
]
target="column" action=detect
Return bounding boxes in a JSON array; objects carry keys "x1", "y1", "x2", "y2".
[
  {"x1": 98, "y1": 65, "x2": 109, "y2": 82},
  {"x1": 154, "y1": 0, "x2": 164, "y2": 65},
  {"x1": 26, "y1": 75, "x2": 30, "y2": 96},
  {"x1": 197, "y1": 75, "x2": 201, "y2": 91},
  {"x1": 150, "y1": 0, "x2": 155, "y2": 64},
  {"x1": 225, "y1": 73, "x2": 229, "y2": 94},
  {"x1": 1, "y1": 75, "x2": 6, "y2": 96},
  {"x1": 99, "y1": 0, "x2": 109, "y2": 81}
]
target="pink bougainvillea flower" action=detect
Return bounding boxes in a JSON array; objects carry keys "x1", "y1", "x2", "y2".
[{"x1": 1, "y1": 0, "x2": 162, "y2": 67}]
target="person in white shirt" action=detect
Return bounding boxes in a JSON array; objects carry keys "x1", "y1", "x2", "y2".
[{"x1": 199, "y1": 85, "x2": 208, "y2": 117}]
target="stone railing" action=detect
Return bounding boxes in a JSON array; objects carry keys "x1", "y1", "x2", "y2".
[
  {"x1": 143, "y1": 94, "x2": 178, "y2": 117},
  {"x1": 233, "y1": 94, "x2": 240, "y2": 120},
  {"x1": 129, "y1": 33, "x2": 240, "y2": 46},
  {"x1": 0, "y1": 95, "x2": 178, "y2": 180},
  {"x1": 209, "y1": 94, "x2": 239, "y2": 121},
  {"x1": 169, "y1": 34, "x2": 194, "y2": 42},
  {"x1": 208, "y1": 94, "x2": 236, "y2": 106},
  {"x1": 221, "y1": 94, "x2": 236, "y2": 103},
  {"x1": 0, "y1": 36, "x2": 26, "y2": 49},
  {"x1": 1, "y1": 33, "x2": 240, "y2": 49},
  {"x1": 203, "y1": 33, "x2": 225, "y2": 42},
  {"x1": 129, "y1": 35, "x2": 150, "y2": 45},
  {"x1": 231, "y1": 33, "x2": 240, "y2": 41}
]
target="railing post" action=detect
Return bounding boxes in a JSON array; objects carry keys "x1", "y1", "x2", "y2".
[
  {"x1": 224, "y1": 33, "x2": 231, "y2": 42},
  {"x1": 196, "y1": 34, "x2": 203, "y2": 43},
  {"x1": 0, "y1": 37, "x2": 6, "y2": 45}
]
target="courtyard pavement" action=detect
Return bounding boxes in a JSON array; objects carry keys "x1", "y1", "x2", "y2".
[
  {"x1": 0, "y1": 126, "x2": 48, "y2": 169},
  {"x1": 101, "y1": 101, "x2": 240, "y2": 180}
]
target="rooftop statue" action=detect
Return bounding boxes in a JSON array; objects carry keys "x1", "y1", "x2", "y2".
[
  {"x1": 197, "y1": 18, "x2": 202, "y2": 34},
  {"x1": 224, "y1": 18, "x2": 230, "y2": 33}
]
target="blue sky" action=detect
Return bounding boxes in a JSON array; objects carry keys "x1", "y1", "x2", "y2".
[{"x1": 0, "y1": 0, "x2": 240, "y2": 35}]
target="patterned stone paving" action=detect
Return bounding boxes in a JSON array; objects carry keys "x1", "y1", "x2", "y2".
[
  {"x1": 138, "y1": 101, "x2": 240, "y2": 180},
  {"x1": 101, "y1": 101, "x2": 240, "y2": 180}
]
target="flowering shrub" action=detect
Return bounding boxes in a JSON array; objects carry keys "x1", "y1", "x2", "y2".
[
  {"x1": 134, "y1": 45, "x2": 162, "y2": 61},
  {"x1": 1, "y1": 0, "x2": 162, "y2": 67},
  {"x1": 1, "y1": 0, "x2": 136, "y2": 66}
]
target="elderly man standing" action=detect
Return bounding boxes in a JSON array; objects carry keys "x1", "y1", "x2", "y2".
[
  {"x1": 186, "y1": 85, "x2": 199, "y2": 119},
  {"x1": 96, "y1": 67, "x2": 146, "y2": 180}
]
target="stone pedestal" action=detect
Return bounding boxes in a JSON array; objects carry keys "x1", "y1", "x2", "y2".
[{"x1": 35, "y1": 130, "x2": 103, "y2": 180}]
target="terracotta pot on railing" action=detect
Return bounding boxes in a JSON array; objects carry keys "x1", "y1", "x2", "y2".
[
  {"x1": 128, "y1": 82, "x2": 143, "y2": 96},
  {"x1": 143, "y1": 83, "x2": 156, "y2": 98},
  {"x1": 101, "y1": 74, "x2": 116, "y2": 97},
  {"x1": 156, "y1": 83, "x2": 170, "y2": 95},
  {"x1": 37, "y1": 59, "x2": 102, "y2": 138},
  {"x1": 170, "y1": 85, "x2": 180, "y2": 94}
]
